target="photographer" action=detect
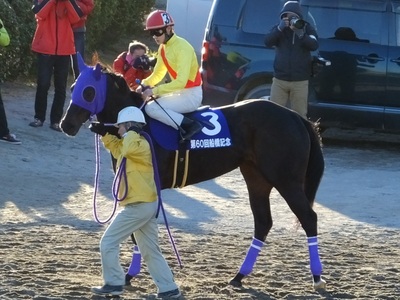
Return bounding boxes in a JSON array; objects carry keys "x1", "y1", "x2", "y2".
[
  {"x1": 264, "y1": 0, "x2": 318, "y2": 119},
  {"x1": 113, "y1": 40, "x2": 153, "y2": 91}
]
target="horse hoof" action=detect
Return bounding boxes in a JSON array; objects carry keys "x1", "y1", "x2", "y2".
[
  {"x1": 229, "y1": 279, "x2": 242, "y2": 287},
  {"x1": 313, "y1": 278, "x2": 326, "y2": 290}
]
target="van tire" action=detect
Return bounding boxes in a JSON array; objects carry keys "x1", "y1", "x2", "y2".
[{"x1": 242, "y1": 84, "x2": 271, "y2": 101}]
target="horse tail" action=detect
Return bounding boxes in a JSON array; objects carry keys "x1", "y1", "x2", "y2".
[{"x1": 302, "y1": 119, "x2": 325, "y2": 207}]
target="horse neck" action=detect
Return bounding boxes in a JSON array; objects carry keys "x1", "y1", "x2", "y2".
[{"x1": 96, "y1": 87, "x2": 144, "y2": 124}]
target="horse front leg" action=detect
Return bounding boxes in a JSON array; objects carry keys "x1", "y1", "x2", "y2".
[
  {"x1": 125, "y1": 233, "x2": 142, "y2": 285},
  {"x1": 229, "y1": 168, "x2": 273, "y2": 287}
]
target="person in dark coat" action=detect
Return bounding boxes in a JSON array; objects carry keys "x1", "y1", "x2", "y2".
[{"x1": 264, "y1": 0, "x2": 318, "y2": 118}]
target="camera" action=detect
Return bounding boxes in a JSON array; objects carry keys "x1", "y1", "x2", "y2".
[{"x1": 289, "y1": 17, "x2": 305, "y2": 29}]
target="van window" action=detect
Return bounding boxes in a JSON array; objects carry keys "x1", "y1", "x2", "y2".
[
  {"x1": 393, "y1": 3, "x2": 400, "y2": 46},
  {"x1": 242, "y1": 0, "x2": 286, "y2": 34},
  {"x1": 212, "y1": 0, "x2": 244, "y2": 26},
  {"x1": 302, "y1": 0, "x2": 387, "y2": 11},
  {"x1": 303, "y1": 3, "x2": 387, "y2": 45}
]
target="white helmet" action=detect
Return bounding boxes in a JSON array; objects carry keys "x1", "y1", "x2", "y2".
[{"x1": 115, "y1": 106, "x2": 146, "y2": 126}]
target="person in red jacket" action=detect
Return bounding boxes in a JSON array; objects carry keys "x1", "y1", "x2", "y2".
[
  {"x1": 113, "y1": 41, "x2": 152, "y2": 91},
  {"x1": 72, "y1": 0, "x2": 94, "y2": 79},
  {"x1": 29, "y1": 0, "x2": 83, "y2": 132}
]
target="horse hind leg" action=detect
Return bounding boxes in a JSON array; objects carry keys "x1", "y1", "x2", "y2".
[
  {"x1": 278, "y1": 186, "x2": 326, "y2": 290},
  {"x1": 229, "y1": 164, "x2": 273, "y2": 287}
]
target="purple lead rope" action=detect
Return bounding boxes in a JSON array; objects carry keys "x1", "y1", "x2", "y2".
[
  {"x1": 112, "y1": 158, "x2": 128, "y2": 201},
  {"x1": 141, "y1": 131, "x2": 183, "y2": 269},
  {"x1": 93, "y1": 134, "x2": 118, "y2": 224}
]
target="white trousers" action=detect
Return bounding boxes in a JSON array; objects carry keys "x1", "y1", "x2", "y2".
[
  {"x1": 99, "y1": 201, "x2": 178, "y2": 293},
  {"x1": 144, "y1": 86, "x2": 203, "y2": 129}
]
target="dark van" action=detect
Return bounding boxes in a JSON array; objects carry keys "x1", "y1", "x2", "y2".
[{"x1": 201, "y1": 0, "x2": 400, "y2": 132}]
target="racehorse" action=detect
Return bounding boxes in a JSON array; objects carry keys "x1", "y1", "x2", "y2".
[{"x1": 60, "y1": 54, "x2": 326, "y2": 290}]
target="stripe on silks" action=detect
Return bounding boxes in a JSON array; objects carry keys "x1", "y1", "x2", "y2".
[
  {"x1": 127, "y1": 245, "x2": 141, "y2": 276},
  {"x1": 239, "y1": 237, "x2": 265, "y2": 276},
  {"x1": 307, "y1": 236, "x2": 323, "y2": 275}
]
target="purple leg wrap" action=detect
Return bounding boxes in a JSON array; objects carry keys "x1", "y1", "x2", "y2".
[
  {"x1": 127, "y1": 245, "x2": 141, "y2": 276},
  {"x1": 239, "y1": 237, "x2": 264, "y2": 276},
  {"x1": 308, "y1": 236, "x2": 322, "y2": 275}
]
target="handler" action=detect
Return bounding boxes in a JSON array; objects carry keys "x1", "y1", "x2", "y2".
[{"x1": 89, "y1": 106, "x2": 181, "y2": 299}]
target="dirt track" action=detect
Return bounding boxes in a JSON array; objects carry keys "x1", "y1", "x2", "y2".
[{"x1": 0, "y1": 82, "x2": 399, "y2": 299}]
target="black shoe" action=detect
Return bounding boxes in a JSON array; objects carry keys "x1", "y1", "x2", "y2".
[
  {"x1": 29, "y1": 118, "x2": 43, "y2": 127},
  {"x1": 49, "y1": 123, "x2": 62, "y2": 132},
  {"x1": 157, "y1": 288, "x2": 181, "y2": 299},
  {"x1": 180, "y1": 117, "x2": 202, "y2": 140},
  {"x1": 91, "y1": 284, "x2": 123, "y2": 296},
  {"x1": 0, "y1": 134, "x2": 21, "y2": 145}
]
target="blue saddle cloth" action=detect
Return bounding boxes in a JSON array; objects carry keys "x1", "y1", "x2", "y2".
[{"x1": 149, "y1": 107, "x2": 232, "y2": 151}]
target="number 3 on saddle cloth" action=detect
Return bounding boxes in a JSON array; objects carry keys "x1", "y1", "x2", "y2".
[{"x1": 149, "y1": 106, "x2": 232, "y2": 151}]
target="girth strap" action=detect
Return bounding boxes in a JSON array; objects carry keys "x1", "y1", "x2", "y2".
[{"x1": 171, "y1": 147, "x2": 190, "y2": 188}]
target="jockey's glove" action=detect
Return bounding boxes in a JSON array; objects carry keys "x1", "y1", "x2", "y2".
[{"x1": 89, "y1": 123, "x2": 107, "y2": 136}]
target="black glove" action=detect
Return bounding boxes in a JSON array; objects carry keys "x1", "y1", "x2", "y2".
[
  {"x1": 293, "y1": 27, "x2": 305, "y2": 38},
  {"x1": 89, "y1": 123, "x2": 108, "y2": 136},
  {"x1": 278, "y1": 19, "x2": 287, "y2": 31},
  {"x1": 132, "y1": 55, "x2": 150, "y2": 71},
  {"x1": 128, "y1": 124, "x2": 144, "y2": 133}
]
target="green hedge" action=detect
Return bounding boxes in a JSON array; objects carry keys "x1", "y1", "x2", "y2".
[{"x1": 0, "y1": 0, "x2": 155, "y2": 81}]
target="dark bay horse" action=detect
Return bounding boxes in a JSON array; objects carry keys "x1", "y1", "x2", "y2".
[{"x1": 60, "y1": 55, "x2": 326, "y2": 290}]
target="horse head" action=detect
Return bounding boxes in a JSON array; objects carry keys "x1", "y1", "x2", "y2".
[{"x1": 61, "y1": 53, "x2": 143, "y2": 136}]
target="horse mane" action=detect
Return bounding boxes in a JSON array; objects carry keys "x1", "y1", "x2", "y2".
[
  {"x1": 90, "y1": 51, "x2": 114, "y2": 73},
  {"x1": 87, "y1": 51, "x2": 135, "y2": 98}
]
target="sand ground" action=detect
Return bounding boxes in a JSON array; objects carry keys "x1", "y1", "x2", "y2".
[{"x1": 0, "y1": 81, "x2": 399, "y2": 299}]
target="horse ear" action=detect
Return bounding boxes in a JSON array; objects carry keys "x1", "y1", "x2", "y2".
[
  {"x1": 77, "y1": 52, "x2": 89, "y2": 73},
  {"x1": 94, "y1": 63, "x2": 102, "y2": 80}
]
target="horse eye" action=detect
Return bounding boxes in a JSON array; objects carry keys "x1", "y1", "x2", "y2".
[{"x1": 83, "y1": 86, "x2": 95, "y2": 103}]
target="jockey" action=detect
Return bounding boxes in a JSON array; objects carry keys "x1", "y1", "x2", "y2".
[{"x1": 137, "y1": 10, "x2": 203, "y2": 141}]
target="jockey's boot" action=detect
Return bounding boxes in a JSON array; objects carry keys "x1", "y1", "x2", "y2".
[{"x1": 181, "y1": 117, "x2": 203, "y2": 140}]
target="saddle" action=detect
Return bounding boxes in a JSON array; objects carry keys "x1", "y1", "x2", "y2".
[
  {"x1": 148, "y1": 106, "x2": 232, "y2": 188},
  {"x1": 148, "y1": 106, "x2": 231, "y2": 151}
]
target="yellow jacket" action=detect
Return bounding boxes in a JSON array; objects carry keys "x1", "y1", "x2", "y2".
[
  {"x1": 142, "y1": 34, "x2": 199, "y2": 96},
  {"x1": 101, "y1": 131, "x2": 157, "y2": 206}
]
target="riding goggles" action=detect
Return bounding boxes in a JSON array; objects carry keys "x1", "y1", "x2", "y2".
[{"x1": 149, "y1": 28, "x2": 165, "y2": 37}]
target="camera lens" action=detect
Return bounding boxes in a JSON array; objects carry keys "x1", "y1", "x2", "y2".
[{"x1": 290, "y1": 18, "x2": 305, "y2": 29}]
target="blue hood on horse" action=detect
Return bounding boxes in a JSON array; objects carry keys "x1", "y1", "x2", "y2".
[{"x1": 71, "y1": 53, "x2": 107, "y2": 116}]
